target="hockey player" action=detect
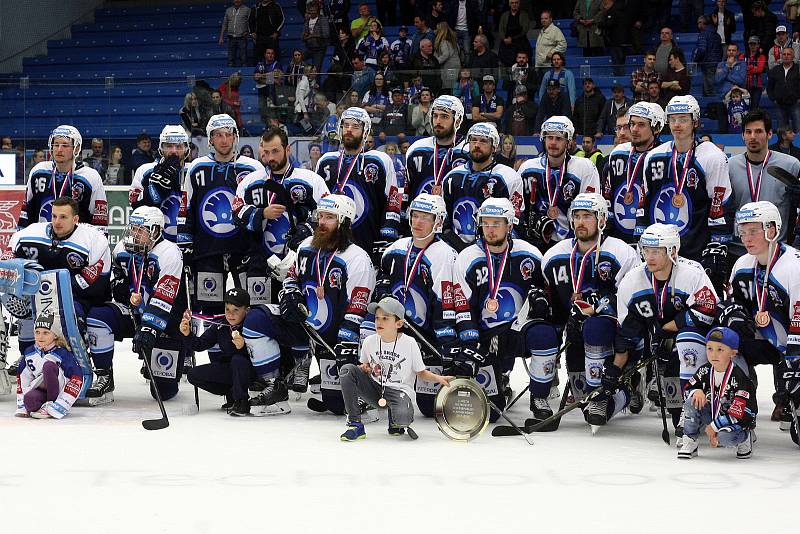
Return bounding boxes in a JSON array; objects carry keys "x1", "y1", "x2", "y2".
[
  {"x1": 367, "y1": 193, "x2": 459, "y2": 416},
  {"x1": 726, "y1": 201, "x2": 800, "y2": 435},
  {"x1": 452, "y1": 197, "x2": 544, "y2": 419},
  {"x1": 518, "y1": 116, "x2": 601, "y2": 249},
  {"x1": 639, "y1": 95, "x2": 734, "y2": 262},
  {"x1": 538, "y1": 193, "x2": 641, "y2": 426},
  {"x1": 129, "y1": 125, "x2": 191, "y2": 243},
  {"x1": 616, "y1": 223, "x2": 719, "y2": 435},
  {"x1": 179, "y1": 114, "x2": 264, "y2": 317},
  {"x1": 85, "y1": 206, "x2": 187, "y2": 405},
  {"x1": 440, "y1": 122, "x2": 524, "y2": 250},
  {"x1": 4, "y1": 197, "x2": 111, "y2": 354},
  {"x1": 233, "y1": 127, "x2": 330, "y2": 305},
  {"x1": 20, "y1": 125, "x2": 108, "y2": 231},
  {"x1": 603, "y1": 102, "x2": 665, "y2": 244},
  {"x1": 241, "y1": 195, "x2": 375, "y2": 415},
  {"x1": 314, "y1": 107, "x2": 402, "y2": 262}
]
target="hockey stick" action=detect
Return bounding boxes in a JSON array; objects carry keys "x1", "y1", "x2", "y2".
[
  {"x1": 182, "y1": 267, "x2": 199, "y2": 413},
  {"x1": 131, "y1": 309, "x2": 169, "y2": 431},
  {"x1": 492, "y1": 377, "x2": 571, "y2": 436},
  {"x1": 652, "y1": 358, "x2": 671, "y2": 445},
  {"x1": 766, "y1": 165, "x2": 800, "y2": 190}
]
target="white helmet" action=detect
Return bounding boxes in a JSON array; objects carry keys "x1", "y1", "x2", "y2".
[
  {"x1": 665, "y1": 95, "x2": 700, "y2": 122},
  {"x1": 124, "y1": 206, "x2": 165, "y2": 253},
  {"x1": 735, "y1": 201, "x2": 782, "y2": 242},
  {"x1": 639, "y1": 223, "x2": 681, "y2": 264},
  {"x1": 158, "y1": 125, "x2": 189, "y2": 158},
  {"x1": 316, "y1": 194, "x2": 356, "y2": 225},
  {"x1": 627, "y1": 102, "x2": 666, "y2": 134},
  {"x1": 408, "y1": 193, "x2": 447, "y2": 234},
  {"x1": 466, "y1": 122, "x2": 500, "y2": 152},
  {"x1": 430, "y1": 95, "x2": 465, "y2": 133},
  {"x1": 338, "y1": 107, "x2": 372, "y2": 146},
  {"x1": 206, "y1": 113, "x2": 239, "y2": 153},
  {"x1": 568, "y1": 192, "x2": 608, "y2": 231},
  {"x1": 48, "y1": 125, "x2": 82, "y2": 159},
  {"x1": 539, "y1": 116, "x2": 575, "y2": 141},
  {"x1": 476, "y1": 197, "x2": 518, "y2": 228}
]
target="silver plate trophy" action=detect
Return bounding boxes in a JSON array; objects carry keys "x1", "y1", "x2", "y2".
[{"x1": 434, "y1": 378, "x2": 490, "y2": 441}]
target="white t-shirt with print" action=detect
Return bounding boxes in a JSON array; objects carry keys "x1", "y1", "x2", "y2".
[{"x1": 360, "y1": 333, "x2": 426, "y2": 399}]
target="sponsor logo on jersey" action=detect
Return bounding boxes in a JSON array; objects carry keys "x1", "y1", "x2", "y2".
[
  {"x1": 347, "y1": 286, "x2": 370, "y2": 314},
  {"x1": 199, "y1": 187, "x2": 238, "y2": 238},
  {"x1": 231, "y1": 196, "x2": 245, "y2": 214},
  {"x1": 441, "y1": 281, "x2": 454, "y2": 309},
  {"x1": 81, "y1": 260, "x2": 104, "y2": 284},
  {"x1": 693, "y1": 286, "x2": 716, "y2": 314},
  {"x1": 64, "y1": 376, "x2": 82, "y2": 398},
  {"x1": 510, "y1": 191, "x2": 523, "y2": 213},
  {"x1": 791, "y1": 302, "x2": 800, "y2": 332},
  {"x1": 363, "y1": 163, "x2": 380, "y2": 183},
  {"x1": 728, "y1": 396, "x2": 746, "y2": 419},
  {"x1": 453, "y1": 283, "x2": 469, "y2": 311},
  {"x1": 154, "y1": 275, "x2": 179, "y2": 302},
  {"x1": 710, "y1": 186, "x2": 725, "y2": 219},
  {"x1": 387, "y1": 186, "x2": 402, "y2": 212}
]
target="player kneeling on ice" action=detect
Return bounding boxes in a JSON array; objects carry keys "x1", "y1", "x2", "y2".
[
  {"x1": 15, "y1": 313, "x2": 83, "y2": 419},
  {"x1": 678, "y1": 327, "x2": 757, "y2": 459},
  {"x1": 183, "y1": 288, "x2": 254, "y2": 416},
  {"x1": 340, "y1": 296, "x2": 451, "y2": 441}
]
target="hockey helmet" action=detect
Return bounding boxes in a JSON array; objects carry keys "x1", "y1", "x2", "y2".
[
  {"x1": 48, "y1": 125, "x2": 82, "y2": 158},
  {"x1": 476, "y1": 197, "x2": 518, "y2": 230},
  {"x1": 408, "y1": 193, "x2": 447, "y2": 234},
  {"x1": 627, "y1": 102, "x2": 666, "y2": 134},
  {"x1": 124, "y1": 206, "x2": 165, "y2": 253},
  {"x1": 735, "y1": 201, "x2": 782, "y2": 242},
  {"x1": 466, "y1": 122, "x2": 500, "y2": 152},
  {"x1": 337, "y1": 107, "x2": 372, "y2": 145},
  {"x1": 430, "y1": 95, "x2": 465, "y2": 132},
  {"x1": 158, "y1": 124, "x2": 190, "y2": 158},
  {"x1": 206, "y1": 113, "x2": 239, "y2": 153},
  {"x1": 539, "y1": 116, "x2": 575, "y2": 141},
  {"x1": 639, "y1": 223, "x2": 681, "y2": 264},
  {"x1": 316, "y1": 194, "x2": 356, "y2": 226},
  {"x1": 568, "y1": 192, "x2": 609, "y2": 232},
  {"x1": 665, "y1": 95, "x2": 700, "y2": 122}
]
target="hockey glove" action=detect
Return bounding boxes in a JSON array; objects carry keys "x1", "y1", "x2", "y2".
[
  {"x1": 526, "y1": 287, "x2": 551, "y2": 321},
  {"x1": 149, "y1": 155, "x2": 181, "y2": 190},
  {"x1": 716, "y1": 300, "x2": 756, "y2": 339},
  {"x1": 782, "y1": 359, "x2": 800, "y2": 397},
  {"x1": 371, "y1": 240, "x2": 390, "y2": 264},
  {"x1": 440, "y1": 229, "x2": 469, "y2": 253},
  {"x1": 565, "y1": 302, "x2": 589, "y2": 339},
  {"x1": 601, "y1": 363, "x2": 622, "y2": 396},
  {"x1": 334, "y1": 341, "x2": 359, "y2": 368},
  {"x1": 287, "y1": 223, "x2": 314, "y2": 251},
  {"x1": 132, "y1": 326, "x2": 158, "y2": 356},
  {"x1": 700, "y1": 242, "x2": 729, "y2": 294},
  {"x1": 527, "y1": 212, "x2": 556, "y2": 245},
  {"x1": 178, "y1": 242, "x2": 194, "y2": 269},
  {"x1": 446, "y1": 346, "x2": 484, "y2": 377},
  {"x1": 279, "y1": 289, "x2": 308, "y2": 324}
]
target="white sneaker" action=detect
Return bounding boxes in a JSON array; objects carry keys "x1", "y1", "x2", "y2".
[
  {"x1": 736, "y1": 431, "x2": 753, "y2": 459},
  {"x1": 677, "y1": 436, "x2": 698, "y2": 459}
]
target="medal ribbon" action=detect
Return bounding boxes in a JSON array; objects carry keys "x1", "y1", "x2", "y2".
[
  {"x1": 402, "y1": 241, "x2": 432, "y2": 299},
  {"x1": 710, "y1": 360, "x2": 735, "y2": 420},
  {"x1": 51, "y1": 166, "x2": 72, "y2": 200},
  {"x1": 754, "y1": 243, "x2": 781, "y2": 313},
  {"x1": 569, "y1": 239, "x2": 597, "y2": 296},
  {"x1": 746, "y1": 150, "x2": 771, "y2": 202},
  {"x1": 625, "y1": 147, "x2": 646, "y2": 195},
  {"x1": 483, "y1": 241, "x2": 509, "y2": 302},
  {"x1": 650, "y1": 273, "x2": 670, "y2": 320},
  {"x1": 670, "y1": 144, "x2": 694, "y2": 197},
  {"x1": 431, "y1": 145, "x2": 453, "y2": 189},
  {"x1": 545, "y1": 157, "x2": 565, "y2": 209},
  {"x1": 315, "y1": 248, "x2": 338, "y2": 292},
  {"x1": 335, "y1": 151, "x2": 360, "y2": 194},
  {"x1": 129, "y1": 256, "x2": 146, "y2": 295},
  {"x1": 267, "y1": 163, "x2": 293, "y2": 205}
]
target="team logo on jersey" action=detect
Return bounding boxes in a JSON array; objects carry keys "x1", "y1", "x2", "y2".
[
  {"x1": 685, "y1": 169, "x2": 699, "y2": 189},
  {"x1": 453, "y1": 198, "x2": 478, "y2": 237},
  {"x1": 672, "y1": 295, "x2": 683, "y2": 310},
  {"x1": 39, "y1": 199, "x2": 54, "y2": 223},
  {"x1": 562, "y1": 180, "x2": 576, "y2": 202},
  {"x1": 200, "y1": 187, "x2": 238, "y2": 238},
  {"x1": 481, "y1": 287, "x2": 522, "y2": 325},
  {"x1": 612, "y1": 183, "x2": 643, "y2": 233},
  {"x1": 597, "y1": 261, "x2": 612, "y2": 281},
  {"x1": 146, "y1": 261, "x2": 156, "y2": 280},
  {"x1": 481, "y1": 178, "x2": 497, "y2": 198},
  {"x1": 451, "y1": 156, "x2": 467, "y2": 169},
  {"x1": 681, "y1": 347, "x2": 698, "y2": 368},
  {"x1": 71, "y1": 181, "x2": 85, "y2": 200},
  {"x1": 652, "y1": 186, "x2": 690, "y2": 235},
  {"x1": 403, "y1": 286, "x2": 428, "y2": 325},
  {"x1": 769, "y1": 286, "x2": 783, "y2": 308},
  {"x1": 328, "y1": 267, "x2": 343, "y2": 289},
  {"x1": 290, "y1": 184, "x2": 308, "y2": 203},
  {"x1": 65, "y1": 252, "x2": 84, "y2": 270},
  {"x1": 340, "y1": 183, "x2": 367, "y2": 226},
  {"x1": 363, "y1": 163, "x2": 380, "y2": 183},
  {"x1": 520, "y1": 258, "x2": 535, "y2": 280},
  {"x1": 264, "y1": 214, "x2": 290, "y2": 255},
  {"x1": 306, "y1": 287, "x2": 333, "y2": 332},
  {"x1": 235, "y1": 171, "x2": 250, "y2": 184}
]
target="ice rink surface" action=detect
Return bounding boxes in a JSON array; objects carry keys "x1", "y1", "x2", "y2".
[{"x1": 1, "y1": 345, "x2": 797, "y2": 534}]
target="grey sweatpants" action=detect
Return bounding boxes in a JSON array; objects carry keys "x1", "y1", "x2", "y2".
[{"x1": 339, "y1": 363, "x2": 414, "y2": 426}]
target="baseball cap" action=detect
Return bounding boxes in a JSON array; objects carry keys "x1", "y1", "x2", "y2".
[
  {"x1": 224, "y1": 287, "x2": 250, "y2": 308},
  {"x1": 482, "y1": 74, "x2": 496, "y2": 83},
  {"x1": 705, "y1": 327, "x2": 740, "y2": 350},
  {"x1": 391, "y1": 86, "x2": 404, "y2": 94},
  {"x1": 399, "y1": 25, "x2": 408, "y2": 32},
  {"x1": 777, "y1": 25, "x2": 788, "y2": 33},
  {"x1": 546, "y1": 79, "x2": 560, "y2": 88},
  {"x1": 748, "y1": 35, "x2": 761, "y2": 44},
  {"x1": 367, "y1": 296, "x2": 406, "y2": 320},
  {"x1": 34, "y1": 312, "x2": 55, "y2": 331}
]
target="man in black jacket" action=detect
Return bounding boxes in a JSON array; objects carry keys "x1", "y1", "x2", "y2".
[
  {"x1": 594, "y1": 84, "x2": 631, "y2": 137},
  {"x1": 504, "y1": 85, "x2": 538, "y2": 136},
  {"x1": 533, "y1": 79, "x2": 571, "y2": 134},
  {"x1": 250, "y1": 0, "x2": 285, "y2": 64},
  {"x1": 572, "y1": 78, "x2": 606, "y2": 137},
  {"x1": 767, "y1": 46, "x2": 800, "y2": 129},
  {"x1": 770, "y1": 125, "x2": 800, "y2": 160}
]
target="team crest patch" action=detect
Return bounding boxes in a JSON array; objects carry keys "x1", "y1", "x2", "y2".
[
  {"x1": 290, "y1": 185, "x2": 308, "y2": 203},
  {"x1": 562, "y1": 180, "x2": 576, "y2": 201},
  {"x1": 65, "y1": 252, "x2": 84, "y2": 270},
  {"x1": 328, "y1": 267, "x2": 343, "y2": 289},
  {"x1": 520, "y1": 257, "x2": 535, "y2": 280},
  {"x1": 71, "y1": 181, "x2": 85, "y2": 200},
  {"x1": 235, "y1": 171, "x2": 250, "y2": 184},
  {"x1": 481, "y1": 178, "x2": 497, "y2": 198},
  {"x1": 363, "y1": 163, "x2": 380, "y2": 183},
  {"x1": 597, "y1": 261, "x2": 612, "y2": 281},
  {"x1": 685, "y1": 169, "x2": 698, "y2": 189},
  {"x1": 672, "y1": 295, "x2": 683, "y2": 310}
]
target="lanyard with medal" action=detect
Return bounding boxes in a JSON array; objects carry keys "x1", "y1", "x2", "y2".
[
  {"x1": 267, "y1": 163, "x2": 292, "y2": 205},
  {"x1": 670, "y1": 142, "x2": 694, "y2": 208},
  {"x1": 650, "y1": 271, "x2": 670, "y2": 321},
  {"x1": 129, "y1": 255, "x2": 146, "y2": 312},
  {"x1": 623, "y1": 146, "x2": 647, "y2": 205},
  {"x1": 51, "y1": 165, "x2": 73, "y2": 201},
  {"x1": 335, "y1": 151, "x2": 360, "y2": 194},
  {"x1": 315, "y1": 248, "x2": 338, "y2": 299},
  {"x1": 545, "y1": 157, "x2": 565, "y2": 220},
  {"x1": 430, "y1": 144, "x2": 452, "y2": 196},
  {"x1": 710, "y1": 360, "x2": 735, "y2": 420},
  {"x1": 402, "y1": 240, "x2": 432, "y2": 303},
  {"x1": 483, "y1": 240, "x2": 509, "y2": 313},
  {"x1": 753, "y1": 242, "x2": 780, "y2": 327},
  {"x1": 569, "y1": 239, "x2": 597, "y2": 302},
  {"x1": 746, "y1": 150, "x2": 771, "y2": 202}
]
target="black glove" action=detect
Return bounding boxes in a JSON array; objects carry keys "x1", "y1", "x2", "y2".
[
  {"x1": 132, "y1": 325, "x2": 158, "y2": 356},
  {"x1": 565, "y1": 302, "x2": 589, "y2": 339},
  {"x1": 447, "y1": 346, "x2": 484, "y2": 377},
  {"x1": 701, "y1": 242, "x2": 729, "y2": 294},
  {"x1": 178, "y1": 242, "x2": 193, "y2": 268},
  {"x1": 526, "y1": 287, "x2": 551, "y2": 321},
  {"x1": 279, "y1": 289, "x2": 307, "y2": 323},
  {"x1": 334, "y1": 341, "x2": 359, "y2": 368},
  {"x1": 601, "y1": 363, "x2": 622, "y2": 396},
  {"x1": 149, "y1": 155, "x2": 181, "y2": 189},
  {"x1": 287, "y1": 223, "x2": 314, "y2": 251},
  {"x1": 650, "y1": 329, "x2": 675, "y2": 365},
  {"x1": 111, "y1": 277, "x2": 130, "y2": 305},
  {"x1": 371, "y1": 240, "x2": 390, "y2": 263},
  {"x1": 527, "y1": 211, "x2": 556, "y2": 245},
  {"x1": 716, "y1": 300, "x2": 755, "y2": 339},
  {"x1": 782, "y1": 359, "x2": 800, "y2": 397}
]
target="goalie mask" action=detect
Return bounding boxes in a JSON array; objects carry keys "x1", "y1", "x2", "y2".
[
  {"x1": 158, "y1": 125, "x2": 190, "y2": 160},
  {"x1": 123, "y1": 206, "x2": 165, "y2": 254}
]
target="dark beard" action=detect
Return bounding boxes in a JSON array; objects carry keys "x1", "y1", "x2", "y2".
[
  {"x1": 268, "y1": 153, "x2": 289, "y2": 173},
  {"x1": 471, "y1": 150, "x2": 490, "y2": 164},
  {"x1": 434, "y1": 124, "x2": 455, "y2": 141},
  {"x1": 311, "y1": 226, "x2": 341, "y2": 251},
  {"x1": 343, "y1": 135, "x2": 362, "y2": 151}
]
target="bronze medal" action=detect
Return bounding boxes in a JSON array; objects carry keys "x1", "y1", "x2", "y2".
[
  {"x1": 432, "y1": 184, "x2": 442, "y2": 195},
  {"x1": 315, "y1": 286, "x2": 325, "y2": 299},
  {"x1": 378, "y1": 397, "x2": 387, "y2": 408},
  {"x1": 571, "y1": 292, "x2": 582, "y2": 302},
  {"x1": 485, "y1": 298, "x2": 499, "y2": 312},
  {"x1": 755, "y1": 311, "x2": 771, "y2": 328},
  {"x1": 623, "y1": 191, "x2": 634, "y2": 205},
  {"x1": 547, "y1": 206, "x2": 560, "y2": 220},
  {"x1": 672, "y1": 193, "x2": 685, "y2": 208}
]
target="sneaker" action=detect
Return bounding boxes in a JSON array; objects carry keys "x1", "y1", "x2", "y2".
[
  {"x1": 309, "y1": 374, "x2": 321, "y2": 395},
  {"x1": 677, "y1": 436, "x2": 699, "y2": 459},
  {"x1": 736, "y1": 431, "x2": 753, "y2": 459},
  {"x1": 340, "y1": 421, "x2": 366, "y2": 441},
  {"x1": 388, "y1": 424, "x2": 405, "y2": 436},
  {"x1": 249, "y1": 379, "x2": 291, "y2": 416},
  {"x1": 30, "y1": 402, "x2": 54, "y2": 419},
  {"x1": 86, "y1": 368, "x2": 114, "y2": 407},
  {"x1": 585, "y1": 399, "x2": 608, "y2": 427},
  {"x1": 288, "y1": 356, "x2": 311, "y2": 393},
  {"x1": 530, "y1": 397, "x2": 553, "y2": 421},
  {"x1": 14, "y1": 407, "x2": 28, "y2": 418},
  {"x1": 228, "y1": 398, "x2": 250, "y2": 417}
]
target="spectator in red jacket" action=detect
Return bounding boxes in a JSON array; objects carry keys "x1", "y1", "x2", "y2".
[
  {"x1": 219, "y1": 72, "x2": 243, "y2": 128},
  {"x1": 744, "y1": 35, "x2": 767, "y2": 108}
]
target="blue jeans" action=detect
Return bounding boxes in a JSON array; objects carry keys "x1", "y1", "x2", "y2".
[
  {"x1": 682, "y1": 397, "x2": 748, "y2": 446},
  {"x1": 227, "y1": 35, "x2": 247, "y2": 67}
]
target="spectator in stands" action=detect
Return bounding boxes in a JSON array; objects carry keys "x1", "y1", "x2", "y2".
[
  {"x1": 0, "y1": 136, "x2": 10, "y2": 151},
  {"x1": 535, "y1": 10, "x2": 567, "y2": 69},
  {"x1": 506, "y1": 50, "x2": 537, "y2": 106},
  {"x1": 294, "y1": 67, "x2": 320, "y2": 132},
  {"x1": 255, "y1": 47, "x2": 279, "y2": 118},
  {"x1": 376, "y1": 50, "x2": 398, "y2": 88},
  {"x1": 351, "y1": 3, "x2": 377, "y2": 41},
  {"x1": 327, "y1": 0, "x2": 350, "y2": 33},
  {"x1": 303, "y1": 1, "x2": 330, "y2": 73},
  {"x1": 357, "y1": 20, "x2": 390, "y2": 68},
  {"x1": 576, "y1": 135, "x2": 605, "y2": 172},
  {"x1": 655, "y1": 27, "x2": 677, "y2": 76},
  {"x1": 573, "y1": 77, "x2": 606, "y2": 137},
  {"x1": 83, "y1": 138, "x2": 107, "y2": 179},
  {"x1": 250, "y1": 0, "x2": 284, "y2": 62},
  {"x1": 131, "y1": 134, "x2": 156, "y2": 175},
  {"x1": 406, "y1": 73, "x2": 424, "y2": 104},
  {"x1": 708, "y1": 0, "x2": 735, "y2": 46},
  {"x1": 350, "y1": 53, "x2": 376, "y2": 97},
  {"x1": 595, "y1": 84, "x2": 631, "y2": 137},
  {"x1": 534, "y1": 79, "x2": 572, "y2": 133},
  {"x1": 362, "y1": 72, "x2": 390, "y2": 126},
  {"x1": 448, "y1": 0, "x2": 477, "y2": 53},
  {"x1": 749, "y1": 2, "x2": 778, "y2": 52},
  {"x1": 631, "y1": 51, "x2": 662, "y2": 102},
  {"x1": 286, "y1": 49, "x2": 311, "y2": 88},
  {"x1": 219, "y1": 0, "x2": 251, "y2": 68},
  {"x1": 180, "y1": 92, "x2": 204, "y2": 136},
  {"x1": 724, "y1": 87, "x2": 750, "y2": 133},
  {"x1": 745, "y1": 35, "x2": 767, "y2": 108},
  {"x1": 770, "y1": 125, "x2": 800, "y2": 159},
  {"x1": 399, "y1": 138, "x2": 411, "y2": 157},
  {"x1": 390, "y1": 25, "x2": 413, "y2": 81},
  {"x1": 302, "y1": 142, "x2": 322, "y2": 170},
  {"x1": 574, "y1": 0, "x2": 604, "y2": 58},
  {"x1": 679, "y1": 0, "x2": 704, "y2": 32},
  {"x1": 410, "y1": 88, "x2": 434, "y2": 135},
  {"x1": 645, "y1": 79, "x2": 668, "y2": 108},
  {"x1": 768, "y1": 46, "x2": 800, "y2": 129},
  {"x1": 694, "y1": 16, "x2": 723, "y2": 97},
  {"x1": 661, "y1": 48, "x2": 691, "y2": 101},
  {"x1": 498, "y1": 0, "x2": 532, "y2": 67},
  {"x1": 472, "y1": 74, "x2": 504, "y2": 127},
  {"x1": 504, "y1": 85, "x2": 538, "y2": 137},
  {"x1": 466, "y1": 34, "x2": 500, "y2": 80},
  {"x1": 715, "y1": 43, "x2": 747, "y2": 96},
  {"x1": 613, "y1": 107, "x2": 632, "y2": 143},
  {"x1": 377, "y1": 0, "x2": 396, "y2": 27},
  {"x1": 453, "y1": 67, "x2": 480, "y2": 123},
  {"x1": 210, "y1": 89, "x2": 238, "y2": 125},
  {"x1": 241, "y1": 145, "x2": 255, "y2": 159},
  {"x1": 29, "y1": 149, "x2": 46, "y2": 170},
  {"x1": 410, "y1": 38, "x2": 442, "y2": 94},
  {"x1": 219, "y1": 72, "x2": 243, "y2": 128},
  {"x1": 537, "y1": 52, "x2": 575, "y2": 108},
  {"x1": 104, "y1": 146, "x2": 127, "y2": 185},
  {"x1": 324, "y1": 28, "x2": 356, "y2": 98},
  {"x1": 411, "y1": 16, "x2": 435, "y2": 58},
  {"x1": 598, "y1": 0, "x2": 627, "y2": 76},
  {"x1": 344, "y1": 89, "x2": 362, "y2": 109},
  {"x1": 382, "y1": 87, "x2": 411, "y2": 136},
  {"x1": 767, "y1": 25, "x2": 799, "y2": 70},
  {"x1": 427, "y1": 0, "x2": 447, "y2": 29},
  {"x1": 496, "y1": 134, "x2": 520, "y2": 169},
  {"x1": 434, "y1": 22, "x2": 461, "y2": 90},
  {"x1": 309, "y1": 92, "x2": 335, "y2": 130}
]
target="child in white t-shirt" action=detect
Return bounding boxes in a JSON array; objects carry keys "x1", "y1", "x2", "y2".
[{"x1": 339, "y1": 296, "x2": 451, "y2": 441}]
